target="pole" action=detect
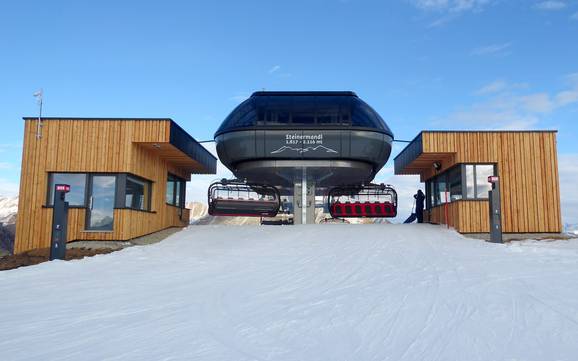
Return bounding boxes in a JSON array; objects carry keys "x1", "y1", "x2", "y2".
[
  {"x1": 34, "y1": 89, "x2": 43, "y2": 139},
  {"x1": 301, "y1": 168, "x2": 307, "y2": 224},
  {"x1": 488, "y1": 176, "x2": 503, "y2": 243},
  {"x1": 50, "y1": 184, "x2": 70, "y2": 260},
  {"x1": 444, "y1": 190, "x2": 449, "y2": 228}
]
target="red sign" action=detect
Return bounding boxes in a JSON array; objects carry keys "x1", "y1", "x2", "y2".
[
  {"x1": 55, "y1": 184, "x2": 71, "y2": 193},
  {"x1": 488, "y1": 176, "x2": 499, "y2": 183}
]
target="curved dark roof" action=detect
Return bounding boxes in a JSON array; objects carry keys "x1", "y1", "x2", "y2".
[{"x1": 215, "y1": 91, "x2": 393, "y2": 138}]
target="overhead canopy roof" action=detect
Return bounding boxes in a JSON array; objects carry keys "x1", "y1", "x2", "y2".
[
  {"x1": 394, "y1": 130, "x2": 557, "y2": 181},
  {"x1": 23, "y1": 117, "x2": 217, "y2": 176}
]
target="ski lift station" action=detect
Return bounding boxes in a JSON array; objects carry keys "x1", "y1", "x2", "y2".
[{"x1": 13, "y1": 91, "x2": 562, "y2": 253}]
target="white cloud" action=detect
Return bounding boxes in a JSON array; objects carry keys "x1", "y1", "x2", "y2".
[
  {"x1": 534, "y1": 1, "x2": 567, "y2": 10},
  {"x1": 411, "y1": 0, "x2": 492, "y2": 27},
  {"x1": 476, "y1": 80, "x2": 508, "y2": 95},
  {"x1": 436, "y1": 75, "x2": 578, "y2": 130},
  {"x1": 475, "y1": 80, "x2": 529, "y2": 95},
  {"x1": 571, "y1": 11, "x2": 578, "y2": 20},
  {"x1": 556, "y1": 73, "x2": 578, "y2": 105},
  {"x1": 229, "y1": 93, "x2": 250, "y2": 102},
  {"x1": 555, "y1": 90, "x2": 578, "y2": 106},
  {"x1": 427, "y1": 14, "x2": 458, "y2": 27},
  {"x1": 447, "y1": 107, "x2": 539, "y2": 130},
  {"x1": 558, "y1": 154, "x2": 578, "y2": 225},
  {"x1": 0, "y1": 163, "x2": 15, "y2": 170},
  {"x1": 519, "y1": 93, "x2": 554, "y2": 113},
  {"x1": 411, "y1": 0, "x2": 490, "y2": 12},
  {"x1": 268, "y1": 65, "x2": 281, "y2": 74},
  {"x1": 567, "y1": 72, "x2": 578, "y2": 85},
  {"x1": 471, "y1": 42, "x2": 511, "y2": 56},
  {"x1": 0, "y1": 178, "x2": 19, "y2": 197}
]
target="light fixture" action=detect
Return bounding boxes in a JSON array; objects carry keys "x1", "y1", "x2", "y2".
[
  {"x1": 433, "y1": 161, "x2": 441, "y2": 171},
  {"x1": 152, "y1": 143, "x2": 161, "y2": 149}
]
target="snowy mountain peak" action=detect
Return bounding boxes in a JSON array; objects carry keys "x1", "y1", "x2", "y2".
[{"x1": 0, "y1": 196, "x2": 18, "y2": 224}]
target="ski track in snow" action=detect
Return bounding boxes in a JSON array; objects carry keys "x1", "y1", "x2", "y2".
[{"x1": 1, "y1": 224, "x2": 578, "y2": 361}]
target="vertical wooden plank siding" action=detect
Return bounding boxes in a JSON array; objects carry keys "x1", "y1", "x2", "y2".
[
  {"x1": 14, "y1": 119, "x2": 193, "y2": 254},
  {"x1": 422, "y1": 132, "x2": 561, "y2": 233}
]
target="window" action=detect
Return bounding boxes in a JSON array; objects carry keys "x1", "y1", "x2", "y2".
[
  {"x1": 428, "y1": 180, "x2": 435, "y2": 209},
  {"x1": 47, "y1": 173, "x2": 86, "y2": 206},
  {"x1": 465, "y1": 164, "x2": 496, "y2": 199},
  {"x1": 341, "y1": 111, "x2": 351, "y2": 125},
  {"x1": 267, "y1": 110, "x2": 291, "y2": 125},
  {"x1": 434, "y1": 176, "x2": 448, "y2": 206},
  {"x1": 475, "y1": 165, "x2": 494, "y2": 198},
  {"x1": 448, "y1": 167, "x2": 462, "y2": 201},
  {"x1": 425, "y1": 163, "x2": 495, "y2": 209},
  {"x1": 175, "y1": 180, "x2": 181, "y2": 206},
  {"x1": 425, "y1": 171, "x2": 450, "y2": 207},
  {"x1": 465, "y1": 165, "x2": 475, "y2": 198},
  {"x1": 257, "y1": 111, "x2": 266, "y2": 125},
  {"x1": 166, "y1": 174, "x2": 185, "y2": 207},
  {"x1": 125, "y1": 176, "x2": 151, "y2": 211},
  {"x1": 292, "y1": 112, "x2": 315, "y2": 124},
  {"x1": 316, "y1": 109, "x2": 340, "y2": 124},
  {"x1": 166, "y1": 179, "x2": 175, "y2": 204}
]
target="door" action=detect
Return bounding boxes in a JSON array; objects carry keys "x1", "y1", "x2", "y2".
[{"x1": 86, "y1": 175, "x2": 116, "y2": 231}]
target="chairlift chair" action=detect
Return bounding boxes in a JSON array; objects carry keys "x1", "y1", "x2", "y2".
[
  {"x1": 208, "y1": 180, "x2": 281, "y2": 217},
  {"x1": 328, "y1": 183, "x2": 397, "y2": 218}
]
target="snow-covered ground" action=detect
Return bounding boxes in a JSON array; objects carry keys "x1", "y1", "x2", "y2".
[{"x1": 1, "y1": 224, "x2": 578, "y2": 361}]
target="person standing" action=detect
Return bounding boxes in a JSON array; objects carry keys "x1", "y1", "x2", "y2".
[{"x1": 414, "y1": 189, "x2": 426, "y2": 223}]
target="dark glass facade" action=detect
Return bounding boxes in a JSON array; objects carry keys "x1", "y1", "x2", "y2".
[{"x1": 215, "y1": 91, "x2": 393, "y2": 137}]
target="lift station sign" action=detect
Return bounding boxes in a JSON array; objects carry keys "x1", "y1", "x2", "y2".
[
  {"x1": 285, "y1": 133, "x2": 323, "y2": 145},
  {"x1": 269, "y1": 131, "x2": 339, "y2": 156}
]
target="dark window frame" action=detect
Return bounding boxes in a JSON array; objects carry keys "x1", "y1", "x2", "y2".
[
  {"x1": 166, "y1": 173, "x2": 186, "y2": 208},
  {"x1": 46, "y1": 172, "x2": 154, "y2": 212},
  {"x1": 425, "y1": 163, "x2": 498, "y2": 210},
  {"x1": 46, "y1": 172, "x2": 89, "y2": 208},
  {"x1": 118, "y1": 174, "x2": 153, "y2": 212},
  {"x1": 464, "y1": 163, "x2": 497, "y2": 200},
  {"x1": 85, "y1": 173, "x2": 118, "y2": 231}
]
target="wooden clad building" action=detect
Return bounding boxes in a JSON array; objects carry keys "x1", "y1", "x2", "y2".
[
  {"x1": 15, "y1": 118, "x2": 216, "y2": 253},
  {"x1": 394, "y1": 131, "x2": 562, "y2": 233}
]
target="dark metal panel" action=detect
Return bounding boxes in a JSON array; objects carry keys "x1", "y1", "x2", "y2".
[
  {"x1": 169, "y1": 121, "x2": 217, "y2": 175},
  {"x1": 115, "y1": 173, "x2": 127, "y2": 209},
  {"x1": 394, "y1": 132, "x2": 424, "y2": 174}
]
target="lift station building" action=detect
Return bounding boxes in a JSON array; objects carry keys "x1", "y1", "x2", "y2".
[
  {"x1": 394, "y1": 131, "x2": 562, "y2": 234},
  {"x1": 12, "y1": 99, "x2": 564, "y2": 254},
  {"x1": 14, "y1": 118, "x2": 216, "y2": 254}
]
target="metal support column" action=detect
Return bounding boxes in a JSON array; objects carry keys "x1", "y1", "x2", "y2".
[
  {"x1": 293, "y1": 168, "x2": 316, "y2": 224},
  {"x1": 488, "y1": 176, "x2": 503, "y2": 243}
]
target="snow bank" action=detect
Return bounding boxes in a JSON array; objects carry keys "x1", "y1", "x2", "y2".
[{"x1": 1, "y1": 224, "x2": 578, "y2": 360}]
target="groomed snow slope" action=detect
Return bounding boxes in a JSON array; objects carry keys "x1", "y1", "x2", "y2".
[{"x1": 1, "y1": 224, "x2": 578, "y2": 361}]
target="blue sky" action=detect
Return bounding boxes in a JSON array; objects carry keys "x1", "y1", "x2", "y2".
[{"x1": 1, "y1": 0, "x2": 577, "y2": 222}]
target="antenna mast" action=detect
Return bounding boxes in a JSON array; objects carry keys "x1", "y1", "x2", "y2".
[{"x1": 33, "y1": 89, "x2": 43, "y2": 139}]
